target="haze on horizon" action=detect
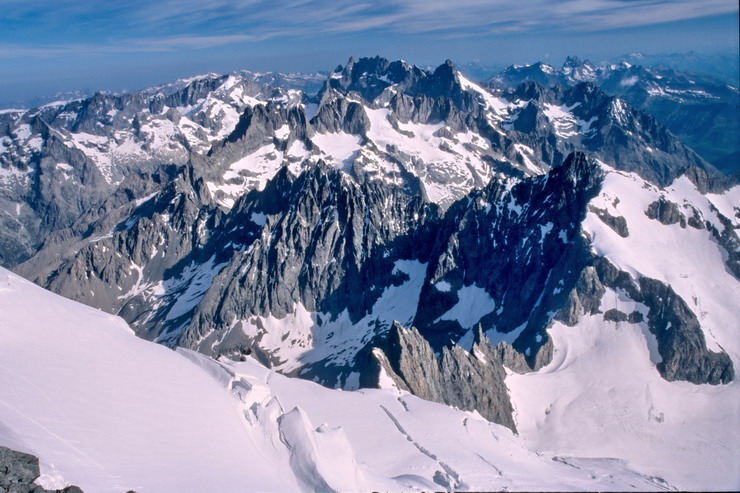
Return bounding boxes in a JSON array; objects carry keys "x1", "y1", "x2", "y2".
[{"x1": 1, "y1": 0, "x2": 738, "y2": 105}]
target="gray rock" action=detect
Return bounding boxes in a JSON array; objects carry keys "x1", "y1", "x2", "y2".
[
  {"x1": 373, "y1": 322, "x2": 517, "y2": 431},
  {"x1": 415, "y1": 152, "x2": 603, "y2": 369},
  {"x1": 705, "y1": 209, "x2": 740, "y2": 280},
  {"x1": 645, "y1": 197, "x2": 686, "y2": 227},
  {"x1": 603, "y1": 308, "x2": 644, "y2": 323},
  {"x1": 686, "y1": 206, "x2": 706, "y2": 230},
  {"x1": 0, "y1": 446, "x2": 83, "y2": 493},
  {"x1": 589, "y1": 205, "x2": 629, "y2": 237},
  {"x1": 180, "y1": 163, "x2": 436, "y2": 355}
]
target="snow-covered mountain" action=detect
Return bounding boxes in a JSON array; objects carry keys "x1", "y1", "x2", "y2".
[
  {"x1": 2, "y1": 56, "x2": 739, "y2": 490},
  {"x1": 2, "y1": 57, "x2": 723, "y2": 268},
  {"x1": 0, "y1": 71, "x2": 323, "y2": 267},
  {"x1": 489, "y1": 56, "x2": 740, "y2": 174}
]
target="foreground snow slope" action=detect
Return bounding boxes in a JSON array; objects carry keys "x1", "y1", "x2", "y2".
[
  {"x1": 0, "y1": 268, "x2": 301, "y2": 493},
  {"x1": 0, "y1": 266, "x2": 674, "y2": 492}
]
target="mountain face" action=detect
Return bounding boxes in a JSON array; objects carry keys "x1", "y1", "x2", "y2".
[
  {"x1": 0, "y1": 71, "x2": 323, "y2": 267},
  {"x1": 489, "y1": 56, "x2": 740, "y2": 174},
  {"x1": 2, "y1": 54, "x2": 739, "y2": 477},
  {"x1": 2, "y1": 56, "x2": 722, "y2": 269}
]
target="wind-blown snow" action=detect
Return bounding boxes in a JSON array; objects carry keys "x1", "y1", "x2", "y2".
[
  {"x1": 0, "y1": 268, "x2": 298, "y2": 493},
  {"x1": 313, "y1": 131, "x2": 362, "y2": 170},
  {"x1": 543, "y1": 102, "x2": 581, "y2": 138},
  {"x1": 225, "y1": 354, "x2": 676, "y2": 492},
  {"x1": 0, "y1": 266, "x2": 670, "y2": 492},
  {"x1": 274, "y1": 124, "x2": 290, "y2": 140}
]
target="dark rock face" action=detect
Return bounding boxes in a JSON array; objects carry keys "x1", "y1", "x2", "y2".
[
  {"x1": 415, "y1": 152, "x2": 603, "y2": 366},
  {"x1": 639, "y1": 277, "x2": 734, "y2": 384},
  {"x1": 603, "y1": 308, "x2": 644, "y2": 323},
  {"x1": 686, "y1": 206, "x2": 706, "y2": 230},
  {"x1": 0, "y1": 446, "x2": 83, "y2": 493},
  {"x1": 646, "y1": 197, "x2": 686, "y2": 227},
  {"x1": 556, "y1": 265, "x2": 606, "y2": 326},
  {"x1": 706, "y1": 212, "x2": 740, "y2": 281},
  {"x1": 373, "y1": 323, "x2": 517, "y2": 432},
  {"x1": 179, "y1": 163, "x2": 437, "y2": 355}
]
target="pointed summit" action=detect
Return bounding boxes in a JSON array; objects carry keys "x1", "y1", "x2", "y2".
[{"x1": 563, "y1": 55, "x2": 584, "y2": 68}]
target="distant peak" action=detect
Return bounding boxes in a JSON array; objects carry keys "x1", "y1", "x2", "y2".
[{"x1": 563, "y1": 55, "x2": 583, "y2": 67}]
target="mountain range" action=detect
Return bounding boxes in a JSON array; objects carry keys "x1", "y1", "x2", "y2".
[
  {"x1": 489, "y1": 56, "x2": 739, "y2": 173},
  {"x1": 0, "y1": 55, "x2": 738, "y2": 491}
]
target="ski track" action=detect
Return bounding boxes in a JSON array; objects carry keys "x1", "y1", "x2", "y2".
[{"x1": 379, "y1": 404, "x2": 466, "y2": 490}]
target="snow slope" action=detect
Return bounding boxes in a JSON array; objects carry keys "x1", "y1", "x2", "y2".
[
  {"x1": 584, "y1": 165, "x2": 739, "y2": 357},
  {"x1": 0, "y1": 268, "x2": 300, "y2": 493},
  {"x1": 0, "y1": 266, "x2": 674, "y2": 492},
  {"x1": 508, "y1": 166, "x2": 740, "y2": 491}
]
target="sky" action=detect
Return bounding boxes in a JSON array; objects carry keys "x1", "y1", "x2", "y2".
[{"x1": 0, "y1": 0, "x2": 738, "y2": 104}]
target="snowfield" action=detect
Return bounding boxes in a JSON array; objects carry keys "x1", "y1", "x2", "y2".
[
  {"x1": 508, "y1": 294, "x2": 740, "y2": 491},
  {"x1": 508, "y1": 164, "x2": 740, "y2": 491},
  {"x1": 0, "y1": 266, "x2": 699, "y2": 492}
]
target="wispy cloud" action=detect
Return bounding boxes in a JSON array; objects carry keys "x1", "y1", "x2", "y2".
[
  {"x1": 0, "y1": 0, "x2": 736, "y2": 60},
  {"x1": 123, "y1": 0, "x2": 737, "y2": 34},
  {"x1": 0, "y1": 35, "x2": 262, "y2": 59}
]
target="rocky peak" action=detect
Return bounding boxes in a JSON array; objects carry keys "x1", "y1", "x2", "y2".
[
  {"x1": 507, "y1": 80, "x2": 546, "y2": 101},
  {"x1": 562, "y1": 55, "x2": 585, "y2": 69},
  {"x1": 323, "y1": 56, "x2": 474, "y2": 111},
  {"x1": 326, "y1": 56, "x2": 418, "y2": 103},
  {"x1": 164, "y1": 74, "x2": 229, "y2": 108}
]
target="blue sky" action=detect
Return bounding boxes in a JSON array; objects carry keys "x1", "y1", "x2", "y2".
[{"x1": 1, "y1": 0, "x2": 737, "y2": 104}]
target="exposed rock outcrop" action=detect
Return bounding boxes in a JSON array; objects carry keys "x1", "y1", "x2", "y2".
[
  {"x1": 0, "y1": 446, "x2": 83, "y2": 493},
  {"x1": 371, "y1": 323, "x2": 517, "y2": 432}
]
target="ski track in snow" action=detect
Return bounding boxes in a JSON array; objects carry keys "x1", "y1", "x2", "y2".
[{"x1": 379, "y1": 404, "x2": 466, "y2": 490}]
